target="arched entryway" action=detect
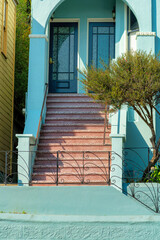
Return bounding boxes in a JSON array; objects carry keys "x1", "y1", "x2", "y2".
[{"x1": 47, "y1": 0, "x2": 139, "y2": 93}]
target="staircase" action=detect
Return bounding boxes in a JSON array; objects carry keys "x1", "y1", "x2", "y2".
[{"x1": 31, "y1": 94, "x2": 111, "y2": 186}]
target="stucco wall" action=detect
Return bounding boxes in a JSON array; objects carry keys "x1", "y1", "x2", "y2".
[{"x1": 0, "y1": 214, "x2": 160, "y2": 240}]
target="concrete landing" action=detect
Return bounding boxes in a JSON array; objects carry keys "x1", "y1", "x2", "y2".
[{"x1": 0, "y1": 186, "x2": 152, "y2": 215}]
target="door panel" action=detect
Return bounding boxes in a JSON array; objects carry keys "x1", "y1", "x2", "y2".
[
  {"x1": 89, "y1": 22, "x2": 115, "y2": 68},
  {"x1": 49, "y1": 23, "x2": 78, "y2": 93}
]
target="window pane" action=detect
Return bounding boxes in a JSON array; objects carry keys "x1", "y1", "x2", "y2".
[
  {"x1": 92, "y1": 35, "x2": 97, "y2": 66},
  {"x1": 93, "y1": 27, "x2": 97, "y2": 34},
  {"x1": 110, "y1": 35, "x2": 115, "y2": 59},
  {"x1": 58, "y1": 34, "x2": 69, "y2": 72},
  {"x1": 98, "y1": 35, "x2": 109, "y2": 67},
  {"x1": 98, "y1": 27, "x2": 109, "y2": 34},
  {"x1": 70, "y1": 35, "x2": 74, "y2": 72},
  {"x1": 70, "y1": 73, "x2": 74, "y2": 80},
  {"x1": 58, "y1": 27, "x2": 69, "y2": 34},
  {"x1": 53, "y1": 35, "x2": 58, "y2": 72},
  {"x1": 53, "y1": 27, "x2": 57, "y2": 34},
  {"x1": 58, "y1": 73, "x2": 69, "y2": 80},
  {"x1": 110, "y1": 27, "x2": 115, "y2": 34},
  {"x1": 70, "y1": 27, "x2": 75, "y2": 34},
  {"x1": 52, "y1": 73, "x2": 57, "y2": 81}
]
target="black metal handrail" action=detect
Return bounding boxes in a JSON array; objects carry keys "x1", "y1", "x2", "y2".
[
  {"x1": 34, "y1": 83, "x2": 48, "y2": 146},
  {"x1": 103, "y1": 105, "x2": 109, "y2": 145}
]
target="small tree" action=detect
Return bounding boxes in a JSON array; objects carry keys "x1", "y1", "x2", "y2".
[
  {"x1": 14, "y1": 0, "x2": 31, "y2": 111},
  {"x1": 81, "y1": 51, "x2": 160, "y2": 178}
]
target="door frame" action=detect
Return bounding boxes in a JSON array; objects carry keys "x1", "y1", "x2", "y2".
[{"x1": 49, "y1": 18, "x2": 80, "y2": 93}]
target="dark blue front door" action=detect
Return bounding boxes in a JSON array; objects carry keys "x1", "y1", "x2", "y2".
[
  {"x1": 49, "y1": 22, "x2": 78, "y2": 93},
  {"x1": 89, "y1": 22, "x2": 115, "y2": 67}
]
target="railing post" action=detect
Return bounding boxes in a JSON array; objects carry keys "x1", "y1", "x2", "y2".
[
  {"x1": 56, "y1": 151, "x2": 59, "y2": 186},
  {"x1": 103, "y1": 105, "x2": 108, "y2": 145},
  {"x1": 5, "y1": 151, "x2": 8, "y2": 186},
  {"x1": 148, "y1": 147, "x2": 150, "y2": 176},
  {"x1": 108, "y1": 151, "x2": 111, "y2": 185},
  {"x1": 82, "y1": 152, "x2": 85, "y2": 184}
]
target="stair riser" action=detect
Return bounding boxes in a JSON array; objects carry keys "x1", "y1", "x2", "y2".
[
  {"x1": 40, "y1": 132, "x2": 109, "y2": 137},
  {"x1": 47, "y1": 102, "x2": 104, "y2": 108},
  {"x1": 31, "y1": 183, "x2": 108, "y2": 186},
  {"x1": 34, "y1": 165, "x2": 110, "y2": 172},
  {"x1": 47, "y1": 108, "x2": 105, "y2": 112},
  {"x1": 47, "y1": 97, "x2": 92, "y2": 101},
  {"x1": 38, "y1": 139, "x2": 111, "y2": 145},
  {"x1": 36, "y1": 152, "x2": 110, "y2": 159},
  {"x1": 34, "y1": 161, "x2": 110, "y2": 168},
  {"x1": 45, "y1": 120, "x2": 105, "y2": 125},
  {"x1": 46, "y1": 113, "x2": 106, "y2": 118},
  {"x1": 42, "y1": 126, "x2": 108, "y2": 131},
  {"x1": 38, "y1": 145, "x2": 111, "y2": 151},
  {"x1": 32, "y1": 175, "x2": 109, "y2": 183}
]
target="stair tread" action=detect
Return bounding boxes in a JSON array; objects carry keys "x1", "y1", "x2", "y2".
[
  {"x1": 48, "y1": 93, "x2": 89, "y2": 97},
  {"x1": 33, "y1": 164, "x2": 109, "y2": 168},
  {"x1": 47, "y1": 105, "x2": 104, "y2": 108},
  {"x1": 32, "y1": 172, "x2": 108, "y2": 176},
  {"x1": 47, "y1": 99, "x2": 100, "y2": 103},
  {"x1": 43, "y1": 123, "x2": 106, "y2": 126},
  {"x1": 41, "y1": 129, "x2": 109, "y2": 133},
  {"x1": 46, "y1": 111, "x2": 106, "y2": 114},
  {"x1": 39, "y1": 136, "x2": 109, "y2": 139},
  {"x1": 46, "y1": 116, "x2": 105, "y2": 120}
]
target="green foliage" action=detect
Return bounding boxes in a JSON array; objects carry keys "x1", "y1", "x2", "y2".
[
  {"x1": 81, "y1": 51, "x2": 160, "y2": 112},
  {"x1": 81, "y1": 51, "x2": 160, "y2": 173},
  {"x1": 146, "y1": 166, "x2": 160, "y2": 183},
  {"x1": 14, "y1": 0, "x2": 31, "y2": 110}
]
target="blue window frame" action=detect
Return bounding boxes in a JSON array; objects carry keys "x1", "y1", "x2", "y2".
[{"x1": 89, "y1": 22, "x2": 115, "y2": 68}]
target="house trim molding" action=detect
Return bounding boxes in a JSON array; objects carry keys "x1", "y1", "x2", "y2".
[
  {"x1": 29, "y1": 34, "x2": 49, "y2": 42},
  {"x1": 136, "y1": 32, "x2": 156, "y2": 38}
]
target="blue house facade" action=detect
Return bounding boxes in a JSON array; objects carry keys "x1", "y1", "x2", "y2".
[{"x1": 16, "y1": 0, "x2": 160, "y2": 189}]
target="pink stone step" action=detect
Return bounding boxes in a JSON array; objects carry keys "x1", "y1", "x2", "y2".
[
  {"x1": 39, "y1": 137, "x2": 111, "y2": 145},
  {"x1": 47, "y1": 102, "x2": 104, "y2": 108},
  {"x1": 40, "y1": 130, "x2": 110, "y2": 137},
  {"x1": 33, "y1": 166, "x2": 110, "y2": 174},
  {"x1": 32, "y1": 173, "x2": 109, "y2": 184},
  {"x1": 45, "y1": 120, "x2": 105, "y2": 125},
  {"x1": 38, "y1": 145, "x2": 111, "y2": 151},
  {"x1": 47, "y1": 107, "x2": 105, "y2": 112},
  {"x1": 36, "y1": 151, "x2": 111, "y2": 159},
  {"x1": 46, "y1": 113, "x2": 106, "y2": 118},
  {"x1": 34, "y1": 158, "x2": 110, "y2": 168},
  {"x1": 42, "y1": 124, "x2": 108, "y2": 131}
]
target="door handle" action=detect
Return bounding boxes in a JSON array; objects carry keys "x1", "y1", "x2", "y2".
[{"x1": 49, "y1": 58, "x2": 54, "y2": 64}]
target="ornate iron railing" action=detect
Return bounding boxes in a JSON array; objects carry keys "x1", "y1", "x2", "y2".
[
  {"x1": 0, "y1": 150, "x2": 111, "y2": 186},
  {"x1": 111, "y1": 147, "x2": 160, "y2": 213},
  {"x1": 1, "y1": 148, "x2": 160, "y2": 213}
]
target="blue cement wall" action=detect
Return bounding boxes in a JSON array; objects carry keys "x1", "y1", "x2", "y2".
[{"x1": 0, "y1": 213, "x2": 160, "y2": 240}]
